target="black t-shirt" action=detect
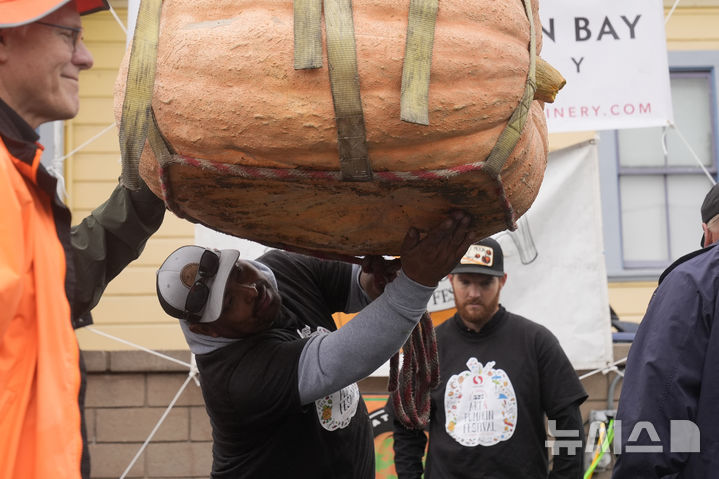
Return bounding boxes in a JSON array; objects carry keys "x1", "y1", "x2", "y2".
[
  {"x1": 195, "y1": 250, "x2": 375, "y2": 478},
  {"x1": 424, "y1": 307, "x2": 587, "y2": 478}
]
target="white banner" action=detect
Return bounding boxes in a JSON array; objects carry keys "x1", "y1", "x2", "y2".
[{"x1": 539, "y1": 0, "x2": 673, "y2": 133}]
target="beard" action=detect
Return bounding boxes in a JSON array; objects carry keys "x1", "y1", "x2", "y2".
[
  {"x1": 253, "y1": 280, "x2": 282, "y2": 326},
  {"x1": 457, "y1": 297, "x2": 499, "y2": 327}
]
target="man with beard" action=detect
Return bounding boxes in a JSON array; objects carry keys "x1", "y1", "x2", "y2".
[
  {"x1": 392, "y1": 237, "x2": 587, "y2": 479},
  {"x1": 155, "y1": 211, "x2": 477, "y2": 478}
]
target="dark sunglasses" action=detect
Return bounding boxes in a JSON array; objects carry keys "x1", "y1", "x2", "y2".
[
  {"x1": 36, "y1": 21, "x2": 83, "y2": 51},
  {"x1": 184, "y1": 250, "x2": 220, "y2": 320}
]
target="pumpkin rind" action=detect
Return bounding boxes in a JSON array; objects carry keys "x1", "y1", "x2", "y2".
[{"x1": 116, "y1": 0, "x2": 549, "y2": 256}]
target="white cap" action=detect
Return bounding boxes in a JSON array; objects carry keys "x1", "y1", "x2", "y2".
[{"x1": 156, "y1": 245, "x2": 239, "y2": 323}]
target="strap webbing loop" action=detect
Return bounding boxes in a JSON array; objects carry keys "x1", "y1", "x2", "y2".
[
  {"x1": 400, "y1": 0, "x2": 439, "y2": 126},
  {"x1": 483, "y1": 0, "x2": 537, "y2": 178},
  {"x1": 118, "y1": 0, "x2": 163, "y2": 190},
  {"x1": 294, "y1": 0, "x2": 324, "y2": 69},
  {"x1": 323, "y1": 0, "x2": 373, "y2": 181}
]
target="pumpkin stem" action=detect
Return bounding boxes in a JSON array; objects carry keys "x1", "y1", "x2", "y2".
[{"x1": 535, "y1": 57, "x2": 566, "y2": 103}]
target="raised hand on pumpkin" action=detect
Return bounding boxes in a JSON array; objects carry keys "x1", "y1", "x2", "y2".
[
  {"x1": 400, "y1": 210, "x2": 477, "y2": 287},
  {"x1": 360, "y1": 255, "x2": 401, "y2": 300}
]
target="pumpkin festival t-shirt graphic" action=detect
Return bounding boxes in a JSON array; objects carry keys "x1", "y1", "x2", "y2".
[
  {"x1": 444, "y1": 358, "x2": 517, "y2": 447},
  {"x1": 298, "y1": 326, "x2": 360, "y2": 431}
]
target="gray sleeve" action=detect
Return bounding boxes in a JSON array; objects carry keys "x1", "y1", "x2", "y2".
[
  {"x1": 297, "y1": 271, "x2": 433, "y2": 405},
  {"x1": 344, "y1": 264, "x2": 371, "y2": 313}
]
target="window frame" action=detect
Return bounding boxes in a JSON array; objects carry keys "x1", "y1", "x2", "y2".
[{"x1": 599, "y1": 50, "x2": 719, "y2": 280}]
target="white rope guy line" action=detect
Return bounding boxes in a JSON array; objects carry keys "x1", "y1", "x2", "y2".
[
  {"x1": 119, "y1": 370, "x2": 198, "y2": 479},
  {"x1": 52, "y1": 122, "x2": 114, "y2": 201},
  {"x1": 86, "y1": 326, "x2": 193, "y2": 369},
  {"x1": 668, "y1": 122, "x2": 717, "y2": 185},
  {"x1": 659, "y1": 4, "x2": 712, "y2": 187},
  {"x1": 61, "y1": 1, "x2": 128, "y2": 163},
  {"x1": 108, "y1": 3, "x2": 129, "y2": 35},
  {"x1": 85, "y1": 327, "x2": 201, "y2": 479},
  {"x1": 579, "y1": 356, "x2": 628, "y2": 381},
  {"x1": 665, "y1": 0, "x2": 682, "y2": 25},
  {"x1": 59, "y1": 122, "x2": 116, "y2": 163}
]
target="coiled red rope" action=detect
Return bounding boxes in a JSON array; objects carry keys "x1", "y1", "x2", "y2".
[{"x1": 388, "y1": 311, "x2": 440, "y2": 429}]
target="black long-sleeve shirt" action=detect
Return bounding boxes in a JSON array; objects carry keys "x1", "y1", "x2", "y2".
[{"x1": 392, "y1": 308, "x2": 587, "y2": 478}]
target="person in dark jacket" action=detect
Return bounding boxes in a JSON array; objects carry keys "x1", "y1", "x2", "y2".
[
  {"x1": 612, "y1": 183, "x2": 719, "y2": 478},
  {"x1": 155, "y1": 211, "x2": 477, "y2": 478},
  {"x1": 701, "y1": 183, "x2": 719, "y2": 248},
  {"x1": 0, "y1": 2, "x2": 165, "y2": 478},
  {"x1": 392, "y1": 237, "x2": 587, "y2": 479}
]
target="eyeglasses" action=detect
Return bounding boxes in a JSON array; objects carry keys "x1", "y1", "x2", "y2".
[
  {"x1": 184, "y1": 250, "x2": 220, "y2": 320},
  {"x1": 36, "y1": 21, "x2": 83, "y2": 51}
]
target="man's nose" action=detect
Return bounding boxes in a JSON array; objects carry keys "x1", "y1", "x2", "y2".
[
  {"x1": 73, "y1": 39, "x2": 94, "y2": 70},
  {"x1": 238, "y1": 283, "x2": 258, "y2": 301},
  {"x1": 466, "y1": 285, "x2": 483, "y2": 297}
]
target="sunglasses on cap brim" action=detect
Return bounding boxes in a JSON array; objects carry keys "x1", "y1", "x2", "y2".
[{"x1": 184, "y1": 249, "x2": 220, "y2": 321}]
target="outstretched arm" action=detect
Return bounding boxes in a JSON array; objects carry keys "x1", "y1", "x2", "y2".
[
  {"x1": 297, "y1": 211, "x2": 476, "y2": 404},
  {"x1": 70, "y1": 181, "x2": 165, "y2": 320},
  {"x1": 344, "y1": 256, "x2": 400, "y2": 313}
]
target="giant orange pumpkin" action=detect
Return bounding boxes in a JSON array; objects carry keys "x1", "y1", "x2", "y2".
[{"x1": 115, "y1": 0, "x2": 552, "y2": 257}]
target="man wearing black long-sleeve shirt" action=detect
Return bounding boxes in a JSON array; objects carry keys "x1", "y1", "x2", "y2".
[{"x1": 392, "y1": 237, "x2": 587, "y2": 478}]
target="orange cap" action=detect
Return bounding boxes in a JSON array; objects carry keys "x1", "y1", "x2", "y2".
[{"x1": 0, "y1": 0, "x2": 109, "y2": 28}]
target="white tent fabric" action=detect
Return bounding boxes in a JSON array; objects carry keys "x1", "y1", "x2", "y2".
[{"x1": 496, "y1": 139, "x2": 612, "y2": 369}]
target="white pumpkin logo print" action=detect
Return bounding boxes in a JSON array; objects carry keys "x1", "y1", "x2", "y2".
[
  {"x1": 298, "y1": 326, "x2": 360, "y2": 431},
  {"x1": 444, "y1": 358, "x2": 517, "y2": 446}
]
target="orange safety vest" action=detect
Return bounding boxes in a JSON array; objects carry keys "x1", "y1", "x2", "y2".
[{"x1": 0, "y1": 139, "x2": 83, "y2": 479}]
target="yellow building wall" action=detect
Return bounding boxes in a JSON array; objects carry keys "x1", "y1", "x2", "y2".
[
  {"x1": 70, "y1": 4, "x2": 718, "y2": 349},
  {"x1": 70, "y1": 9, "x2": 194, "y2": 350}
]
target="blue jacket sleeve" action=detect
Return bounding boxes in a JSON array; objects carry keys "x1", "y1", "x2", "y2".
[{"x1": 613, "y1": 266, "x2": 711, "y2": 478}]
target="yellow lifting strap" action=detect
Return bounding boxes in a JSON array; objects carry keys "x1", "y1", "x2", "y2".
[
  {"x1": 294, "y1": 0, "x2": 372, "y2": 181},
  {"x1": 400, "y1": 0, "x2": 439, "y2": 126},
  {"x1": 483, "y1": 0, "x2": 537, "y2": 178},
  {"x1": 294, "y1": 0, "x2": 323, "y2": 69},
  {"x1": 322, "y1": 0, "x2": 373, "y2": 181},
  {"x1": 118, "y1": 0, "x2": 163, "y2": 190},
  {"x1": 293, "y1": 0, "x2": 536, "y2": 179},
  {"x1": 400, "y1": 0, "x2": 537, "y2": 174}
]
